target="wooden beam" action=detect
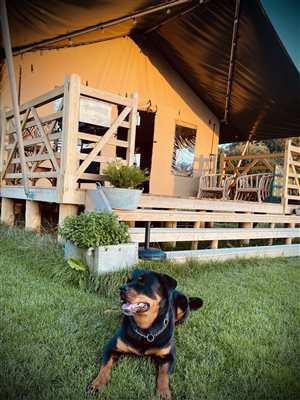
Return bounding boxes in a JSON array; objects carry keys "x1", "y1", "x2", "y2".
[
  {"x1": 6, "y1": 86, "x2": 64, "y2": 118},
  {"x1": 80, "y1": 85, "x2": 135, "y2": 107}
]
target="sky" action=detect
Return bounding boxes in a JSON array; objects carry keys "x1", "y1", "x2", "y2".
[{"x1": 261, "y1": 0, "x2": 300, "y2": 70}]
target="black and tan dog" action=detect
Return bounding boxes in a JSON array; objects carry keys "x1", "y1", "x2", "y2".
[{"x1": 88, "y1": 269, "x2": 203, "y2": 399}]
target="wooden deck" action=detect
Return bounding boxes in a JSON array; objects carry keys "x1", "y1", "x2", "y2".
[{"x1": 1, "y1": 73, "x2": 299, "y2": 262}]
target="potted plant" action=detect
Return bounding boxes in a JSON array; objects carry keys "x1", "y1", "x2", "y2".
[
  {"x1": 101, "y1": 159, "x2": 150, "y2": 210},
  {"x1": 58, "y1": 210, "x2": 138, "y2": 274}
]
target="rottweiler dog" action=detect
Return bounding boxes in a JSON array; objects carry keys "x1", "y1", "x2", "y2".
[{"x1": 88, "y1": 269, "x2": 203, "y2": 399}]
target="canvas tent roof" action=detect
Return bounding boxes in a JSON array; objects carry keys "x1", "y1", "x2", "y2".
[{"x1": 1, "y1": 0, "x2": 299, "y2": 144}]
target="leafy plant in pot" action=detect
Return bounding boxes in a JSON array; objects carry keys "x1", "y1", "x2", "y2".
[
  {"x1": 58, "y1": 210, "x2": 138, "y2": 274},
  {"x1": 101, "y1": 159, "x2": 150, "y2": 210}
]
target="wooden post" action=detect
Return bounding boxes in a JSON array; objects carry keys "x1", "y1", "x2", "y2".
[
  {"x1": 219, "y1": 153, "x2": 226, "y2": 174},
  {"x1": 58, "y1": 204, "x2": 78, "y2": 243},
  {"x1": 240, "y1": 212, "x2": 253, "y2": 245},
  {"x1": 0, "y1": 108, "x2": 9, "y2": 185},
  {"x1": 58, "y1": 74, "x2": 81, "y2": 204},
  {"x1": 164, "y1": 221, "x2": 177, "y2": 249},
  {"x1": 58, "y1": 204, "x2": 78, "y2": 226},
  {"x1": 267, "y1": 222, "x2": 275, "y2": 246},
  {"x1": 191, "y1": 211, "x2": 206, "y2": 250},
  {"x1": 127, "y1": 92, "x2": 138, "y2": 166},
  {"x1": 164, "y1": 208, "x2": 177, "y2": 248},
  {"x1": 0, "y1": 0, "x2": 29, "y2": 194},
  {"x1": 191, "y1": 221, "x2": 200, "y2": 250},
  {"x1": 282, "y1": 139, "x2": 291, "y2": 214},
  {"x1": 1, "y1": 197, "x2": 15, "y2": 226},
  {"x1": 25, "y1": 200, "x2": 41, "y2": 232},
  {"x1": 284, "y1": 223, "x2": 295, "y2": 245},
  {"x1": 206, "y1": 221, "x2": 218, "y2": 249}
]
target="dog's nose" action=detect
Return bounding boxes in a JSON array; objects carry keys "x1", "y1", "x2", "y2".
[{"x1": 120, "y1": 284, "x2": 129, "y2": 294}]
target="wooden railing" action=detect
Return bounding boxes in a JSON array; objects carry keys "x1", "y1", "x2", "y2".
[
  {"x1": 283, "y1": 140, "x2": 300, "y2": 212},
  {"x1": 219, "y1": 152, "x2": 284, "y2": 175},
  {"x1": 218, "y1": 140, "x2": 300, "y2": 209},
  {"x1": 0, "y1": 74, "x2": 138, "y2": 205}
]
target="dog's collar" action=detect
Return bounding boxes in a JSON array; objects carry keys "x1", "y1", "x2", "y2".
[{"x1": 132, "y1": 316, "x2": 169, "y2": 343}]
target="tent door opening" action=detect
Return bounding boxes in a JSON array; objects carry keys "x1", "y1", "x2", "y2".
[{"x1": 117, "y1": 110, "x2": 155, "y2": 193}]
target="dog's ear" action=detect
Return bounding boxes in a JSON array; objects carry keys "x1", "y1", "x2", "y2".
[
  {"x1": 131, "y1": 269, "x2": 147, "y2": 279},
  {"x1": 158, "y1": 273, "x2": 177, "y2": 292},
  {"x1": 189, "y1": 297, "x2": 203, "y2": 311}
]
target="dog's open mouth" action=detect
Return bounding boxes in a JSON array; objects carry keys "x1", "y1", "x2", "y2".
[{"x1": 121, "y1": 302, "x2": 149, "y2": 315}]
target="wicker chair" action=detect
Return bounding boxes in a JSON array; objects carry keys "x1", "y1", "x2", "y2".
[
  {"x1": 197, "y1": 174, "x2": 235, "y2": 200},
  {"x1": 234, "y1": 173, "x2": 273, "y2": 202}
]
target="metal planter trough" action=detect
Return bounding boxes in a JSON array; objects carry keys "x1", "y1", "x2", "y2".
[
  {"x1": 65, "y1": 241, "x2": 138, "y2": 274},
  {"x1": 101, "y1": 187, "x2": 143, "y2": 210}
]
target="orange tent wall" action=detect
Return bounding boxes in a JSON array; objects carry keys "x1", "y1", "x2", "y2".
[{"x1": 0, "y1": 37, "x2": 219, "y2": 197}]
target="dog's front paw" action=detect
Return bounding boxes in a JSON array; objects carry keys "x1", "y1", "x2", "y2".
[
  {"x1": 157, "y1": 388, "x2": 172, "y2": 400},
  {"x1": 86, "y1": 380, "x2": 101, "y2": 396}
]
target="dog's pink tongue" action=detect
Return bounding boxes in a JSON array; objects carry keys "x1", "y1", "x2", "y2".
[{"x1": 122, "y1": 302, "x2": 137, "y2": 312}]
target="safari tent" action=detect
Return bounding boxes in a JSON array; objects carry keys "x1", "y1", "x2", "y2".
[{"x1": 0, "y1": 1, "x2": 300, "y2": 259}]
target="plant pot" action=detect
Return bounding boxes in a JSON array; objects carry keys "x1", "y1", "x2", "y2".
[
  {"x1": 65, "y1": 241, "x2": 138, "y2": 274},
  {"x1": 101, "y1": 187, "x2": 143, "y2": 210}
]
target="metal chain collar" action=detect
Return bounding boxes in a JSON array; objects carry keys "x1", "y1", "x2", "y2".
[{"x1": 133, "y1": 317, "x2": 169, "y2": 342}]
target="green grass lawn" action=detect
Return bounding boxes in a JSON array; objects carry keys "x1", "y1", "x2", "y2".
[{"x1": 0, "y1": 225, "x2": 299, "y2": 400}]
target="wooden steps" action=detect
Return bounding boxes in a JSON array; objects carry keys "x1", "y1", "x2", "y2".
[
  {"x1": 165, "y1": 244, "x2": 300, "y2": 263},
  {"x1": 129, "y1": 227, "x2": 300, "y2": 243}
]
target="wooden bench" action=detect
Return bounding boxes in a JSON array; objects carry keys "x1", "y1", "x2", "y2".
[{"x1": 234, "y1": 173, "x2": 273, "y2": 202}]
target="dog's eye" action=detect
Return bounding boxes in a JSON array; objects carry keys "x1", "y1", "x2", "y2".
[{"x1": 137, "y1": 276, "x2": 144, "y2": 285}]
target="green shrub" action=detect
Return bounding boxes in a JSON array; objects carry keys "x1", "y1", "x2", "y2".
[
  {"x1": 103, "y1": 159, "x2": 149, "y2": 188},
  {"x1": 58, "y1": 210, "x2": 130, "y2": 248}
]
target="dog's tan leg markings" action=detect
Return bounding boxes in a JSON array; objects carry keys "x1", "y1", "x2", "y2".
[
  {"x1": 89, "y1": 356, "x2": 114, "y2": 392},
  {"x1": 156, "y1": 363, "x2": 171, "y2": 400}
]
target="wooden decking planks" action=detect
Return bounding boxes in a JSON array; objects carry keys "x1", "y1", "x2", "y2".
[
  {"x1": 116, "y1": 209, "x2": 300, "y2": 224},
  {"x1": 136, "y1": 194, "x2": 291, "y2": 214}
]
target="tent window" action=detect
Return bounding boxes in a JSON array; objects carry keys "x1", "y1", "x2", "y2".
[{"x1": 172, "y1": 122, "x2": 196, "y2": 177}]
